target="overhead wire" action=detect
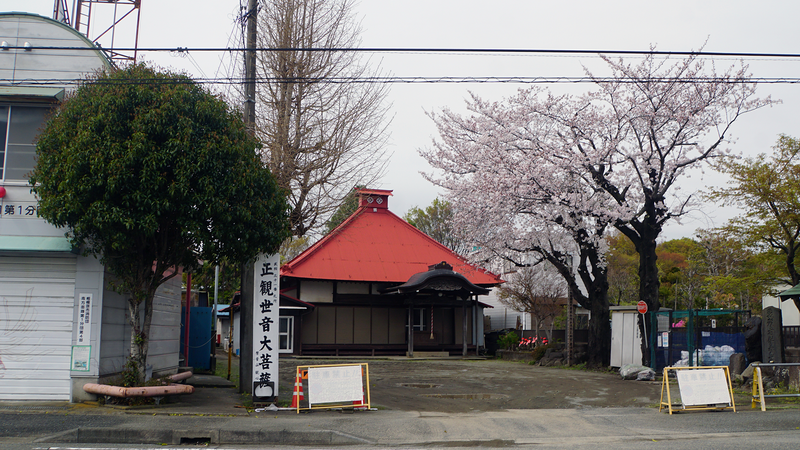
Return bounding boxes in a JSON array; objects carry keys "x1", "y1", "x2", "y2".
[
  {"x1": 6, "y1": 46, "x2": 800, "y2": 87},
  {"x1": 11, "y1": 45, "x2": 800, "y2": 59},
  {"x1": 5, "y1": 76, "x2": 800, "y2": 88},
  {"x1": 212, "y1": 1, "x2": 247, "y2": 98}
]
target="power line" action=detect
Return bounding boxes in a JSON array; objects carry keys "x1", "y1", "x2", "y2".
[
  {"x1": 5, "y1": 76, "x2": 800, "y2": 87},
  {"x1": 8, "y1": 45, "x2": 800, "y2": 59}
]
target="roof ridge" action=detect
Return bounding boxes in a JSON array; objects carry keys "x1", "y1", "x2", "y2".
[{"x1": 280, "y1": 201, "x2": 502, "y2": 285}]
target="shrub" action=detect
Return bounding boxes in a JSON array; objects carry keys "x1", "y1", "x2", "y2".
[
  {"x1": 529, "y1": 343, "x2": 555, "y2": 363},
  {"x1": 497, "y1": 331, "x2": 520, "y2": 350}
]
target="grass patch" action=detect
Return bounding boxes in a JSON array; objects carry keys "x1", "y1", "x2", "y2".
[{"x1": 214, "y1": 354, "x2": 240, "y2": 390}]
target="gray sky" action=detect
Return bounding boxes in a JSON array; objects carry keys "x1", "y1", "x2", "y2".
[{"x1": 11, "y1": 0, "x2": 800, "y2": 240}]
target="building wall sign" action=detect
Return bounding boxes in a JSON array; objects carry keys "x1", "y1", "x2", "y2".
[{"x1": 77, "y1": 293, "x2": 92, "y2": 344}]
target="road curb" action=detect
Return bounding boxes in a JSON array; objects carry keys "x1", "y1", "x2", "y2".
[{"x1": 37, "y1": 427, "x2": 375, "y2": 446}]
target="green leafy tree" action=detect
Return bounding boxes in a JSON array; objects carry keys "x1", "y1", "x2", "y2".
[
  {"x1": 693, "y1": 228, "x2": 768, "y2": 312},
  {"x1": 656, "y1": 240, "x2": 692, "y2": 309},
  {"x1": 606, "y1": 233, "x2": 639, "y2": 306},
  {"x1": 280, "y1": 236, "x2": 312, "y2": 264},
  {"x1": 30, "y1": 64, "x2": 290, "y2": 383},
  {"x1": 188, "y1": 259, "x2": 241, "y2": 305},
  {"x1": 657, "y1": 238, "x2": 704, "y2": 311},
  {"x1": 708, "y1": 135, "x2": 800, "y2": 289},
  {"x1": 324, "y1": 186, "x2": 363, "y2": 233},
  {"x1": 404, "y1": 198, "x2": 470, "y2": 255}
]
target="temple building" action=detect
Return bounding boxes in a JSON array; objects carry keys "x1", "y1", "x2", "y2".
[{"x1": 280, "y1": 188, "x2": 502, "y2": 357}]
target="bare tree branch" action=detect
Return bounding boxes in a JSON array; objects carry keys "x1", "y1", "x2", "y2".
[{"x1": 256, "y1": 0, "x2": 392, "y2": 237}]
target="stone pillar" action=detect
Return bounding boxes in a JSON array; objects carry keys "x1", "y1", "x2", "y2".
[
  {"x1": 744, "y1": 316, "x2": 762, "y2": 363},
  {"x1": 761, "y1": 306, "x2": 785, "y2": 363}
]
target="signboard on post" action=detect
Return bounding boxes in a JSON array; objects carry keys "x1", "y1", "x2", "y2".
[
  {"x1": 637, "y1": 300, "x2": 648, "y2": 314},
  {"x1": 308, "y1": 365, "x2": 364, "y2": 404},
  {"x1": 659, "y1": 366, "x2": 735, "y2": 414},
  {"x1": 294, "y1": 363, "x2": 370, "y2": 412},
  {"x1": 677, "y1": 367, "x2": 730, "y2": 406},
  {"x1": 252, "y1": 253, "x2": 280, "y2": 400}
]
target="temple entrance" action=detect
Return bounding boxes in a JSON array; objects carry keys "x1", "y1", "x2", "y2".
[{"x1": 385, "y1": 262, "x2": 490, "y2": 357}]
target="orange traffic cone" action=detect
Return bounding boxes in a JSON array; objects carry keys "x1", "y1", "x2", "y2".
[{"x1": 290, "y1": 374, "x2": 304, "y2": 408}]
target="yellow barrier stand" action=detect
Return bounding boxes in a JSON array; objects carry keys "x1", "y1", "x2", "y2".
[
  {"x1": 750, "y1": 363, "x2": 800, "y2": 411},
  {"x1": 752, "y1": 367, "x2": 766, "y2": 411},
  {"x1": 659, "y1": 365, "x2": 736, "y2": 415}
]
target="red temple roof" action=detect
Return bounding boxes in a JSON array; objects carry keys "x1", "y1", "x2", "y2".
[{"x1": 281, "y1": 189, "x2": 501, "y2": 286}]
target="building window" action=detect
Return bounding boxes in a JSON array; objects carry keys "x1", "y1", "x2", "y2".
[
  {"x1": 279, "y1": 316, "x2": 293, "y2": 353},
  {"x1": 407, "y1": 308, "x2": 427, "y2": 331},
  {"x1": 1, "y1": 105, "x2": 49, "y2": 182}
]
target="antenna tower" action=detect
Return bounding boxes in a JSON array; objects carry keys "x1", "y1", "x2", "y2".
[{"x1": 53, "y1": 0, "x2": 142, "y2": 65}]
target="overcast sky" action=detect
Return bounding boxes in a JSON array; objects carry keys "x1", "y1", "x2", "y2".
[{"x1": 11, "y1": 0, "x2": 800, "y2": 240}]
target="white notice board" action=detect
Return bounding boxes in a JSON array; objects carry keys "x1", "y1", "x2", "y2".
[
  {"x1": 676, "y1": 368, "x2": 731, "y2": 406},
  {"x1": 307, "y1": 365, "x2": 364, "y2": 405}
]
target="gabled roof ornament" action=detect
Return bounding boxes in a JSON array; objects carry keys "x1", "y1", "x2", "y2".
[
  {"x1": 429, "y1": 261, "x2": 452, "y2": 271},
  {"x1": 356, "y1": 187, "x2": 392, "y2": 209}
]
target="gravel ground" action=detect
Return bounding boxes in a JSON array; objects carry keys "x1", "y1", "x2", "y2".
[{"x1": 278, "y1": 358, "x2": 665, "y2": 412}]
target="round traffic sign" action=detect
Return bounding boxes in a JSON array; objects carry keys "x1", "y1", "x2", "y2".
[{"x1": 637, "y1": 300, "x2": 648, "y2": 314}]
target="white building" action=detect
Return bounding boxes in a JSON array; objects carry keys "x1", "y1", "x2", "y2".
[
  {"x1": 482, "y1": 279, "x2": 529, "y2": 330},
  {"x1": 762, "y1": 292, "x2": 800, "y2": 326},
  {"x1": 0, "y1": 12, "x2": 182, "y2": 402}
]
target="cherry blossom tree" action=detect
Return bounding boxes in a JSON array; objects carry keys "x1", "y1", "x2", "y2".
[
  {"x1": 422, "y1": 120, "x2": 615, "y2": 365},
  {"x1": 423, "y1": 51, "x2": 774, "y2": 366}
]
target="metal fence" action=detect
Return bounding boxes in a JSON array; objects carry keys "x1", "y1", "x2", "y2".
[
  {"x1": 649, "y1": 309, "x2": 750, "y2": 370},
  {"x1": 784, "y1": 326, "x2": 800, "y2": 348}
]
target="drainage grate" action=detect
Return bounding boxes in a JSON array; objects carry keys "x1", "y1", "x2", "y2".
[{"x1": 180, "y1": 437, "x2": 212, "y2": 445}]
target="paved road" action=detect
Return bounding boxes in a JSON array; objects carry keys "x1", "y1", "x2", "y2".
[
  {"x1": 2, "y1": 407, "x2": 800, "y2": 449},
  {"x1": 1, "y1": 357, "x2": 798, "y2": 448}
]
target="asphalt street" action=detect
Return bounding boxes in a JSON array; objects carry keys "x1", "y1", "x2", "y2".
[
  {"x1": 2, "y1": 407, "x2": 800, "y2": 449},
  {"x1": 2, "y1": 356, "x2": 799, "y2": 449}
]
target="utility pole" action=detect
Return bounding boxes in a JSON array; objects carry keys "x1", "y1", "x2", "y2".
[
  {"x1": 243, "y1": 0, "x2": 258, "y2": 134},
  {"x1": 239, "y1": 0, "x2": 258, "y2": 396}
]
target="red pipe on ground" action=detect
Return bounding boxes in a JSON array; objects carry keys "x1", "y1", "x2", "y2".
[
  {"x1": 83, "y1": 371, "x2": 194, "y2": 398},
  {"x1": 83, "y1": 383, "x2": 194, "y2": 398}
]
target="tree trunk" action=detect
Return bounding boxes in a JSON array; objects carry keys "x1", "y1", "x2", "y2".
[
  {"x1": 127, "y1": 298, "x2": 145, "y2": 384},
  {"x1": 616, "y1": 216, "x2": 662, "y2": 367},
  {"x1": 586, "y1": 278, "x2": 611, "y2": 367},
  {"x1": 141, "y1": 292, "x2": 154, "y2": 380},
  {"x1": 637, "y1": 224, "x2": 660, "y2": 367},
  {"x1": 126, "y1": 290, "x2": 155, "y2": 385}
]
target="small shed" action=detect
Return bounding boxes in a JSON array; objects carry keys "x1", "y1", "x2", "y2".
[{"x1": 610, "y1": 306, "x2": 643, "y2": 367}]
